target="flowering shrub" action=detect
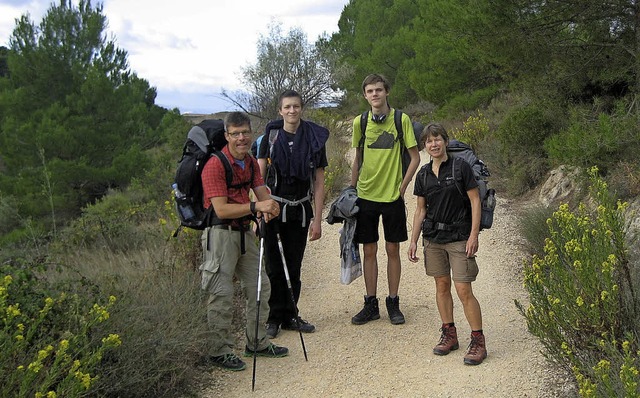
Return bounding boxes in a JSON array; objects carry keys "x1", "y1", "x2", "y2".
[
  {"x1": 0, "y1": 269, "x2": 121, "y2": 397},
  {"x1": 517, "y1": 167, "x2": 639, "y2": 396},
  {"x1": 450, "y1": 111, "x2": 490, "y2": 151}
]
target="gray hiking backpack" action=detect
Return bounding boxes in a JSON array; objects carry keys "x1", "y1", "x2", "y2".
[{"x1": 447, "y1": 139, "x2": 496, "y2": 230}]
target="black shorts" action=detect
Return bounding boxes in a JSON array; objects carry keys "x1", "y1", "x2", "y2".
[{"x1": 354, "y1": 197, "x2": 408, "y2": 244}]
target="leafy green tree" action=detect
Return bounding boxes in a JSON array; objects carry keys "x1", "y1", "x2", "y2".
[
  {"x1": 225, "y1": 24, "x2": 342, "y2": 119},
  {"x1": 330, "y1": 0, "x2": 640, "y2": 114},
  {"x1": 0, "y1": 47, "x2": 8, "y2": 78},
  {"x1": 329, "y1": 0, "x2": 420, "y2": 107},
  {"x1": 487, "y1": 0, "x2": 640, "y2": 108},
  {"x1": 0, "y1": 0, "x2": 164, "y2": 229}
]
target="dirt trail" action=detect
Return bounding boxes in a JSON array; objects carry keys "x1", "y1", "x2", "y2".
[{"x1": 201, "y1": 153, "x2": 571, "y2": 397}]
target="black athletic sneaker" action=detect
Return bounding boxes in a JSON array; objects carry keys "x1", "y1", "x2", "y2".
[
  {"x1": 243, "y1": 343, "x2": 289, "y2": 358},
  {"x1": 209, "y1": 353, "x2": 246, "y2": 371},
  {"x1": 266, "y1": 322, "x2": 280, "y2": 339},
  {"x1": 351, "y1": 296, "x2": 380, "y2": 325},
  {"x1": 281, "y1": 317, "x2": 316, "y2": 333}
]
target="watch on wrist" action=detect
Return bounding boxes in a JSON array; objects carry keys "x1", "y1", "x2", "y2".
[{"x1": 250, "y1": 201, "x2": 256, "y2": 215}]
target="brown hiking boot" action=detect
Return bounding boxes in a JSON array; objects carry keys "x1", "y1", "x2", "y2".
[
  {"x1": 464, "y1": 333, "x2": 487, "y2": 365},
  {"x1": 433, "y1": 324, "x2": 459, "y2": 355}
]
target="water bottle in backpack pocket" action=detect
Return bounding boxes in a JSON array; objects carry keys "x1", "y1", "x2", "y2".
[
  {"x1": 480, "y1": 188, "x2": 496, "y2": 230},
  {"x1": 172, "y1": 183, "x2": 196, "y2": 221}
]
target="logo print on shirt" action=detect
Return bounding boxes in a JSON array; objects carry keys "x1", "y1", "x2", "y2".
[{"x1": 367, "y1": 131, "x2": 395, "y2": 149}]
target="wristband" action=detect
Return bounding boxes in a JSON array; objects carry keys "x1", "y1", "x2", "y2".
[{"x1": 250, "y1": 201, "x2": 256, "y2": 215}]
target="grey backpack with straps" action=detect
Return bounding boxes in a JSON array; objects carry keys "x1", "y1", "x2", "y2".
[{"x1": 448, "y1": 140, "x2": 496, "y2": 230}]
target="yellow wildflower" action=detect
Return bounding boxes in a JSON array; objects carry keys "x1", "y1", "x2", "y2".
[{"x1": 102, "y1": 333, "x2": 122, "y2": 347}]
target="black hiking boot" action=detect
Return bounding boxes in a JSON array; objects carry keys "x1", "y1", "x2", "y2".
[
  {"x1": 243, "y1": 343, "x2": 289, "y2": 358},
  {"x1": 351, "y1": 296, "x2": 380, "y2": 325},
  {"x1": 265, "y1": 322, "x2": 280, "y2": 339},
  {"x1": 385, "y1": 296, "x2": 405, "y2": 325},
  {"x1": 281, "y1": 316, "x2": 316, "y2": 333}
]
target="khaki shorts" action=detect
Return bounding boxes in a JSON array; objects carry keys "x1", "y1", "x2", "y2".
[{"x1": 423, "y1": 239, "x2": 479, "y2": 283}]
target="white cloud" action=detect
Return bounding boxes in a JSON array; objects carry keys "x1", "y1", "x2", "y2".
[{"x1": 0, "y1": 0, "x2": 348, "y2": 113}]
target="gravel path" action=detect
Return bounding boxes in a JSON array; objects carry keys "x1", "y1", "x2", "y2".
[{"x1": 201, "y1": 154, "x2": 575, "y2": 397}]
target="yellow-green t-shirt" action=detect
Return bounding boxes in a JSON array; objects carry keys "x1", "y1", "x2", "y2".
[{"x1": 351, "y1": 109, "x2": 417, "y2": 202}]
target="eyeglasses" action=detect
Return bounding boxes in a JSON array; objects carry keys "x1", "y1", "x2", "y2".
[{"x1": 227, "y1": 131, "x2": 253, "y2": 139}]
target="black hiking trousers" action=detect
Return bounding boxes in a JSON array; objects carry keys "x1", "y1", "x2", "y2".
[{"x1": 264, "y1": 218, "x2": 309, "y2": 324}]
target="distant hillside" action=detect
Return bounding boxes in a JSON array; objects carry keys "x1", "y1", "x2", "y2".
[
  {"x1": 182, "y1": 112, "x2": 267, "y2": 133},
  {"x1": 182, "y1": 113, "x2": 229, "y2": 125}
]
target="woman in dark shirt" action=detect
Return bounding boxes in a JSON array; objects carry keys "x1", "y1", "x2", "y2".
[{"x1": 408, "y1": 122, "x2": 487, "y2": 366}]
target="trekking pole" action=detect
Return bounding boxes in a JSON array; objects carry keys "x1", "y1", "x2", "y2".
[
  {"x1": 275, "y1": 231, "x2": 308, "y2": 361},
  {"x1": 252, "y1": 219, "x2": 266, "y2": 392}
]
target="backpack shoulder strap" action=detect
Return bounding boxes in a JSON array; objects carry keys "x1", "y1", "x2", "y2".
[
  {"x1": 211, "y1": 150, "x2": 233, "y2": 186},
  {"x1": 394, "y1": 110, "x2": 404, "y2": 144},
  {"x1": 359, "y1": 111, "x2": 368, "y2": 148},
  {"x1": 356, "y1": 112, "x2": 369, "y2": 173},
  {"x1": 248, "y1": 157, "x2": 255, "y2": 183},
  {"x1": 451, "y1": 157, "x2": 466, "y2": 198}
]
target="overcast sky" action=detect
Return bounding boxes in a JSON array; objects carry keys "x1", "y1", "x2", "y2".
[{"x1": 0, "y1": 0, "x2": 348, "y2": 114}]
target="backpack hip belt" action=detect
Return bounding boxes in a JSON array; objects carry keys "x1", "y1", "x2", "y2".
[
  {"x1": 209, "y1": 221, "x2": 252, "y2": 255},
  {"x1": 422, "y1": 219, "x2": 470, "y2": 233},
  {"x1": 212, "y1": 223, "x2": 249, "y2": 232},
  {"x1": 270, "y1": 193, "x2": 312, "y2": 227}
]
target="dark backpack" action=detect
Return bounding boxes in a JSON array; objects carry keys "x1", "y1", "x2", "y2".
[
  {"x1": 358, "y1": 110, "x2": 423, "y2": 176},
  {"x1": 448, "y1": 139, "x2": 496, "y2": 230},
  {"x1": 172, "y1": 119, "x2": 254, "y2": 236}
]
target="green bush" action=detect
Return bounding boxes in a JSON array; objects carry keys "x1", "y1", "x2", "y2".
[
  {"x1": 0, "y1": 262, "x2": 121, "y2": 398},
  {"x1": 517, "y1": 204, "x2": 555, "y2": 258},
  {"x1": 495, "y1": 103, "x2": 560, "y2": 194},
  {"x1": 516, "y1": 167, "x2": 639, "y2": 397},
  {"x1": 544, "y1": 102, "x2": 638, "y2": 172},
  {"x1": 505, "y1": 155, "x2": 549, "y2": 196},
  {"x1": 0, "y1": 195, "x2": 22, "y2": 235},
  {"x1": 436, "y1": 85, "x2": 500, "y2": 118},
  {"x1": 60, "y1": 190, "x2": 158, "y2": 252},
  {"x1": 306, "y1": 109, "x2": 353, "y2": 201},
  {"x1": 450, "y1": 111, "x2": 490, "y2": 151}
]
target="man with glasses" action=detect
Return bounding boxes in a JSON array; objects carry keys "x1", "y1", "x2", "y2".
[
  {"x1": 257, "y1": 90, "x2": 329, "y2": 338},
  {"x1": 200, "y1": 111, "x2": 288, "y2": 371}
]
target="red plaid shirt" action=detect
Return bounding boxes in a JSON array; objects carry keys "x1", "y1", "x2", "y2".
[{"x1": 201, "y1": 146, "x2": 264, "y2": 209}]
